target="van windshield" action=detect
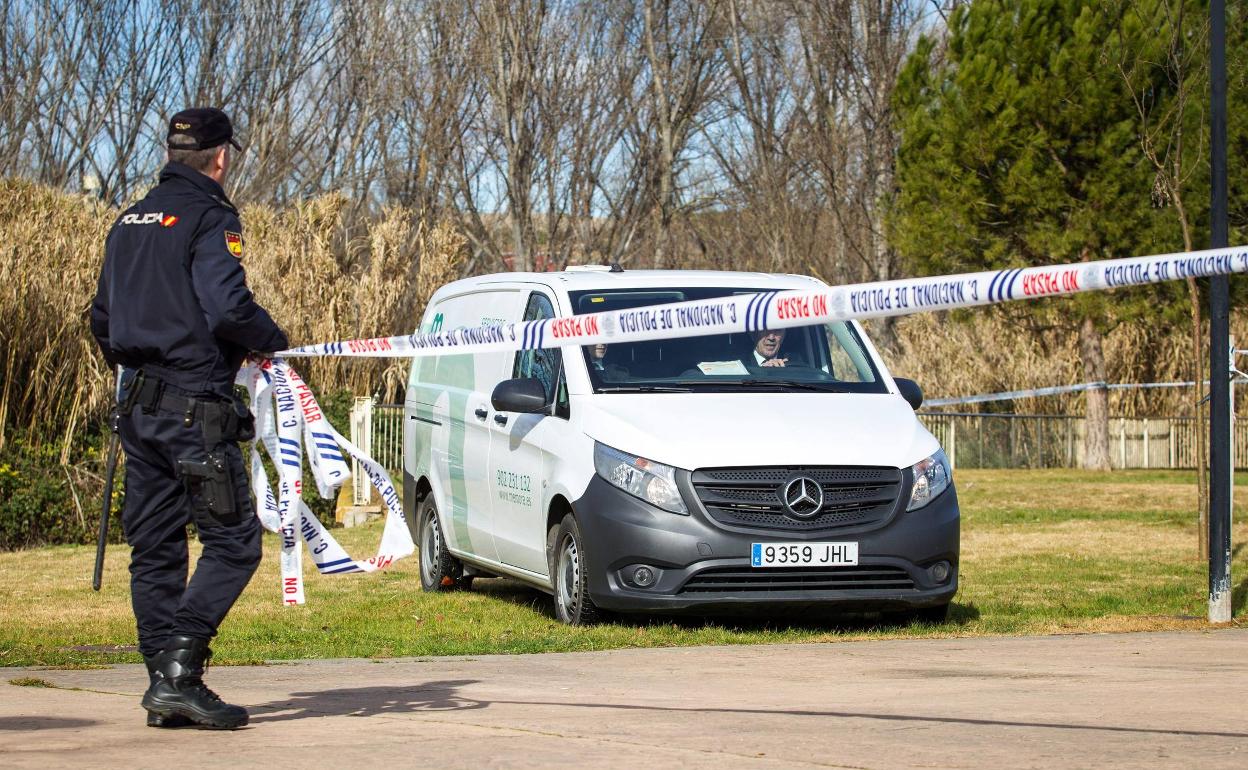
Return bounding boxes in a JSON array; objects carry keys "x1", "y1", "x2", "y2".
[{"x1": 569, "y1": 287, "x2": 887, "y2": 394}]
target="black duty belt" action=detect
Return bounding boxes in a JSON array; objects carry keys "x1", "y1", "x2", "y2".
[
  {"x1": 126, "y1": 370, "x2": 212, "y2": 426},
  {"x1": 121, "y1": 369, "x2": 253, "y2": 442}
]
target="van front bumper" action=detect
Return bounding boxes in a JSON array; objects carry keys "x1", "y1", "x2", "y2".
[{"x1": 572, "y1": 474, "x2": 959, "y2": 614}]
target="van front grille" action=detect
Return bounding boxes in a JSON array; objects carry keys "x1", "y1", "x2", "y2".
[
  {"x1": 680, "y1": 565, "x2": 916, "y2": 594},
  {"x1": 690, "y1": 466, "x2": 903, "y2": 532}
]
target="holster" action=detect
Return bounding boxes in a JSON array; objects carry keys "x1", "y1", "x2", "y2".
[
  {"x1": 116, "y1": 368, "x2": 148, "y2": 416},
  {"x1": 178, "y1": 452, "x2": 241, "y2": 527},
  {"x1": 182, "y1": 398, "x2": 252, "y2": 527}
]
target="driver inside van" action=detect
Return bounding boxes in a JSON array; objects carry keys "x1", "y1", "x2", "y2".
[{"x1": 747, "y1": 328, "x2": 787, "y2": 368}]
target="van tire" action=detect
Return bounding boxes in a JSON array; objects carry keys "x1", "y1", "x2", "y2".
[
  {"x1": 549, "y1": 514, "x2": 601, "y2": 625},
  {"x1": 418, "y1": 497, "x2": 463, "y2": 592}
]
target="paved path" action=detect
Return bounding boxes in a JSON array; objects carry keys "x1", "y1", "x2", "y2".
[{"x1": 2, "y1": 629, "x2": 1246, "y2": 769}]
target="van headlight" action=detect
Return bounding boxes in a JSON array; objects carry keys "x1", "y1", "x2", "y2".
[
  {"x1": 594, "y1": 442, "x2": 689, "y2": 515},
  {"x1": 907, "y1": 449, "x2": 952, "y2": 511}
]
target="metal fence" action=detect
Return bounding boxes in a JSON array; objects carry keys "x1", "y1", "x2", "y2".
[
  {"x1": 349, "y1": 401, "x2": 1242, "y2": 487},
  {"x1": 349, "y1": 400, "x2": 405, "y2": 504},
  {"x1": 919, "y1": 412, "x2": 1247, "y2": 470}
]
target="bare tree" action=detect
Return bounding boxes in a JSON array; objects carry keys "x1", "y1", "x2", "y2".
[
  {"x1": 0, "y1": 0, "x2": 51, "y2": 174},
  {"x1": 377, "y1": 1, "x2": 478, "y2": 218},
  {"x1": 703, "y1": 0, "x2": 822, "y2": 273},
  {"x1": 1115, "y1": 0, "x2": 1211, "y2": 553},
  {"x1": 185, "y1": 0, "x2": 367, "y2": 206},
  {"x1": 454, "y1": 0, "x2": 556, "y2": 271},
  {"x1": 548, "y1": 2, "x2": 644, "y2": 266},
  {"x1": 784, "y1": 0, "x2": 922, "y2": 347},
  {"x1": 0, "y1": 1, "x2": 181, "y2": 203},
  {"x1": 634, "y1": 0, "x2": 724, "y2": 267}
]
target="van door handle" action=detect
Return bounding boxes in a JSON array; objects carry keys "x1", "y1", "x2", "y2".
[
  {"x1": 493, "y1": 413, "x2": 509, "y2": 426},
  {"x1": 474, "y1": 408, "x2": 488, "y2": 420}
]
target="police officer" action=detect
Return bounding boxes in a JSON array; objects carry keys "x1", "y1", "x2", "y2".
[{"x1": 91, "y1": 108, "x2": 288, "y2": 729}]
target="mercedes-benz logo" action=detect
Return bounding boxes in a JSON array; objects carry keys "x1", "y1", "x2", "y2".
[{"x1": 781, "y1": 476, "x2": 824, "y2": 519}]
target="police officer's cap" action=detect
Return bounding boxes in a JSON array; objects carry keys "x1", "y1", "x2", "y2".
[{"x1": 166, "y1": 108, "x2": 242, "y2": 152}]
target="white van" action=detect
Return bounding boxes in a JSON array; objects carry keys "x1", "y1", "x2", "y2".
[{"x1": 402, "y1": 269, "x2": 959, "y2": 624}]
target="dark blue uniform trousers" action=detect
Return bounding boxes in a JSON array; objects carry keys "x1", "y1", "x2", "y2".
[{"x1": 120, "y1": 403, "x2": 261, "y2": 658}]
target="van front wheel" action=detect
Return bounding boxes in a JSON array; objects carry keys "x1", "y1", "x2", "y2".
[
  {"x1": 549, "y1": 514, "x2": 601, "y2": 625},
  {"x1": 418, "y1": 497, "x2": 463, "y2": 592}
]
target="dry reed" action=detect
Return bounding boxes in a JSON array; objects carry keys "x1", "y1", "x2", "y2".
[{"x1": 0, "y1": 180, "x2": 467, "y2": 455}]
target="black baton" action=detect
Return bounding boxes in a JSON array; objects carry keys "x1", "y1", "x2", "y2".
[{"x1": 93, "y1": 368, "x2": 123, "y2": 591}]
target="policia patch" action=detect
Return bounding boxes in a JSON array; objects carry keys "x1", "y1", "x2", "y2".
[{"x1": 224, "y1": 230, "x2": 244, "y2": 258}]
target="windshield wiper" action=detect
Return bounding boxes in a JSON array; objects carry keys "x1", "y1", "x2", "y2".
[
  {"x1": 736, "y1": 379, "x2": 850, "y2": 392},
  {"x1": 596, "y1": 385, "x2": 694, "y2": 393}
]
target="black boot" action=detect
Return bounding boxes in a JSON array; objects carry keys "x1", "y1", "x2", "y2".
[
  {"x1": 141, "y1": 635, "x2": 248, "y2": 729},
  {"x1": 142, "y1": 653, "x2": 192, "y2": 728}
]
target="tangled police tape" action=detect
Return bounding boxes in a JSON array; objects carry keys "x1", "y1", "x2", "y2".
[
  {"x1": 239, "y1": 359, "x2": 414, "y2": 605},
  {"x1": 248, "y1": 244, "x2": 1246, "y2": 603}
]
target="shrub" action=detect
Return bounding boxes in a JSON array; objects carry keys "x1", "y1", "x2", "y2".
[{"x1": 0, "y1": 429, "x2": 113, "y2": 550}]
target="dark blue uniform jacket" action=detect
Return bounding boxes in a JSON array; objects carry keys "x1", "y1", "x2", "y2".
[{"x1": 91, "y1": 163, "x2": 288, "y2": 397}]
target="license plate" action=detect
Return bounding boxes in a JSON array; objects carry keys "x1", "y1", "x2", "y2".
[{"x1": 751, "y1": 542, "x2": 858, "y2": 567}]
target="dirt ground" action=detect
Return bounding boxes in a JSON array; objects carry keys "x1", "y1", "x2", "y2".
[{"x1": 3, "y1": 628, "x2": 1246, "y2": 769}]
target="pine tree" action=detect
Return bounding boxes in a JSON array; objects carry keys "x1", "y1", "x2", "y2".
[{"x1": 891, "y1": 0, "x2": 1186, "y2": 470}]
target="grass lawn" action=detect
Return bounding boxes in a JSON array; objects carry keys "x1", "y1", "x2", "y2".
[{"x1": 2, "y1": 469, "x2": 1245, "y2": 668}]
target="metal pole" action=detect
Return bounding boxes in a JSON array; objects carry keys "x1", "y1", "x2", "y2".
[
  {"x1": 1229, "y1": 340, "x2": 1235, "y2": 477},
  {"x1": 1208, "y1": 0, "x2": 1232, "y2": 622},
  {"x1": 950, "y1": 418, "x2": 957, "y2": 470}
]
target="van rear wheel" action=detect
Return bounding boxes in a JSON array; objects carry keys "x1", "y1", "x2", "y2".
[
  {"x1": 549, "y1": 514, "x2": 601, "y2": 625},
  {"x1": 418, "y1": 497, "x2": 464, "y2": 592}
]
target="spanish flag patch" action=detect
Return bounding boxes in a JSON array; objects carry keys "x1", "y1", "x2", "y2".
[{"x1": 224, "y1": 230, "x2": 244, "y2": 258}]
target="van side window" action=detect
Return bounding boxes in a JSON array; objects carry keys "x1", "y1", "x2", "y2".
[{"x1": 513, "y1": 292, "x2": 569, "y2": 418}]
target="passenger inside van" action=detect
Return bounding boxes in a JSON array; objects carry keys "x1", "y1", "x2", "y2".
[{"x1": 588, "y1": 343, "x2": 629, "y2": 381}]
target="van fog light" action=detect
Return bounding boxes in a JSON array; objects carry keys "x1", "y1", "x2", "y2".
[
  {"x1": 633, "y1": 566, "x2": 656, "y2": 588},
  {"x1": 929, "y1": 561, "x2": 951, "y2": 583}
]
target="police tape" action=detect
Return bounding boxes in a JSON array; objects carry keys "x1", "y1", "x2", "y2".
[
  {"x1": 238, "y1": 358, "x2": 413, "y2": 605},
  {"x1": 925, "y1": 379, "x2": 1237, "y2": 407},
  {"x1": 248, "y1": 243, "x2": 1247, "y2": 603},
  {"x1": 278, "y1": 244, "x2": 1248, "y2": 359}
]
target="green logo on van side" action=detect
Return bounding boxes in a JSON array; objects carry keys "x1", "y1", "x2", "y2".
[{"x1": 429, "y1": 312, "x2": 444, "y2": 333}]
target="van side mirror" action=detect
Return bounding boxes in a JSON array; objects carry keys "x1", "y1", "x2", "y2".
[
  {"x1": 492, "y1": 378, "x2": 549, "y2": 413},
  {"x1": 895, "y1": 378, "x2": 923, "y2": 410}
]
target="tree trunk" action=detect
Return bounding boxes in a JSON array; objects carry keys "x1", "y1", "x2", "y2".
[{"x1": 1079, "y1": 317, "x2": 1111, "y2": 471}]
